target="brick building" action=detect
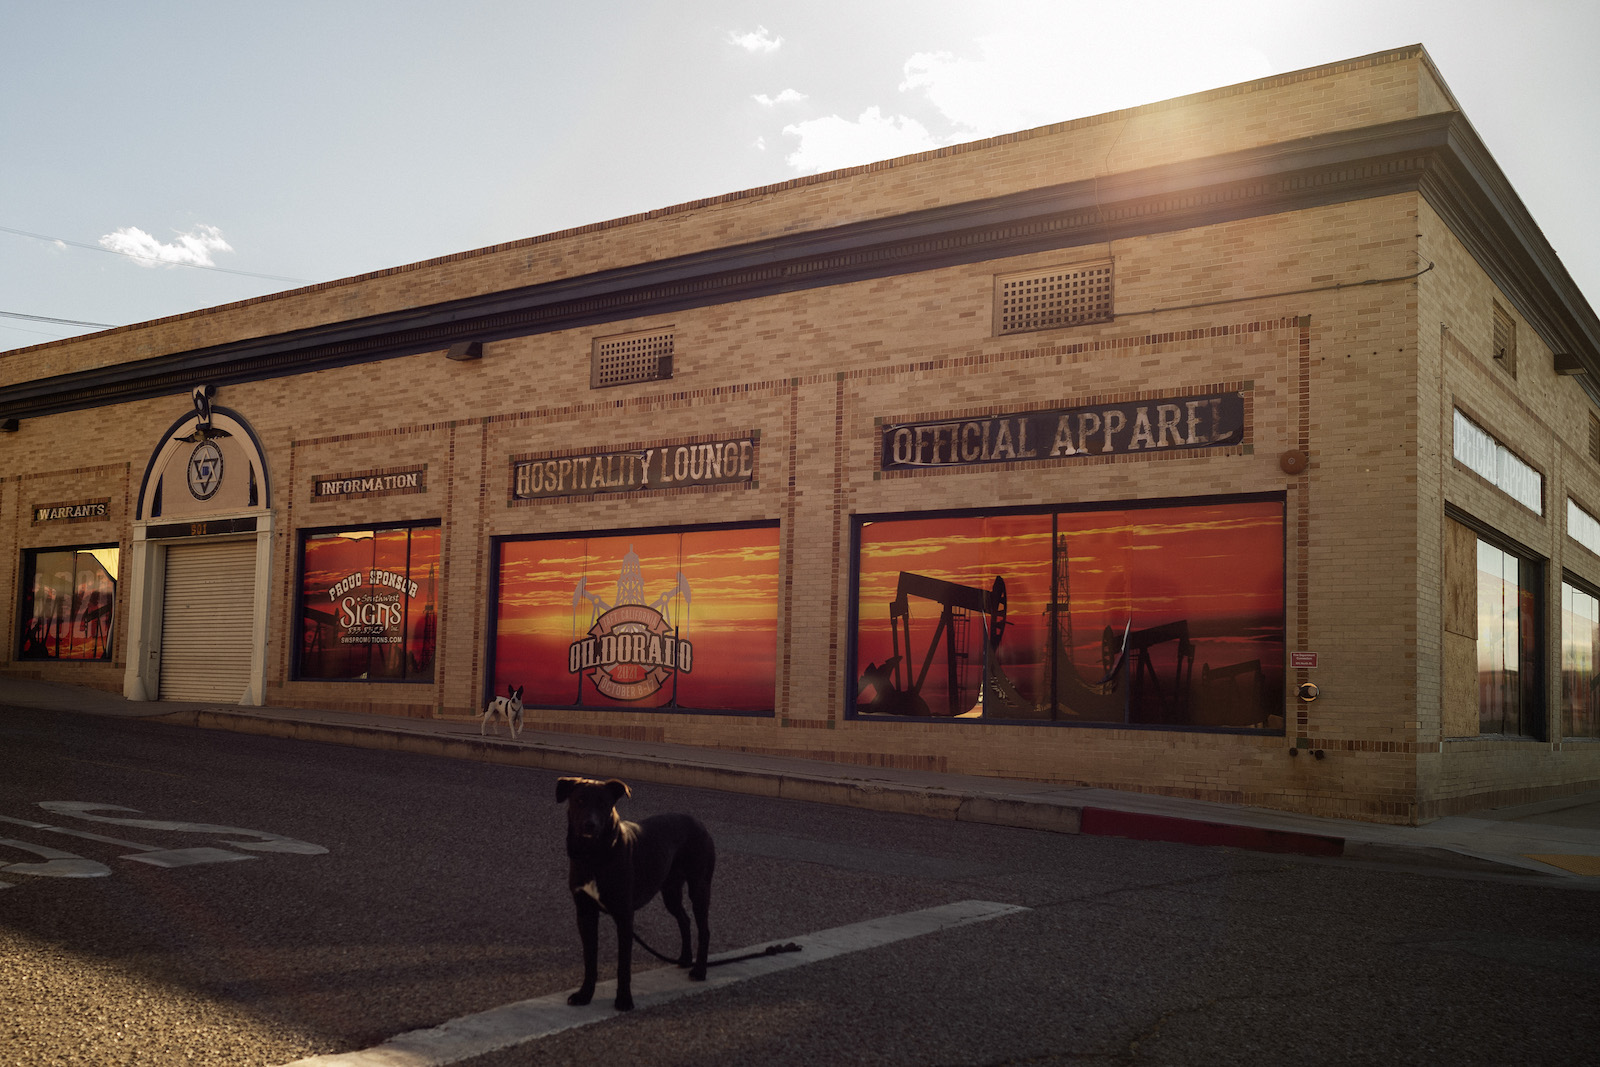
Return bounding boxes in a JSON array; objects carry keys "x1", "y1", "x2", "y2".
[{"x1": 5, "y1": 45, "x2": 1598, "y2": 823}]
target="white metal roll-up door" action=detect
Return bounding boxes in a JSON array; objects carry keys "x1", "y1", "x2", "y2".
[{"x1": 159, "y1": 539, "x2": 257, "y2": 702}]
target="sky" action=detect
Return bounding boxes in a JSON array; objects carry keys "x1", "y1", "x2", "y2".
[{"x1": 3, "y1": 0, "x2": 1597, "y2": 350}]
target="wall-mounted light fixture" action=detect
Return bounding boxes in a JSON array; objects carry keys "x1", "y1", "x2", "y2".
[
  {"x1": 0, "y1": 418, "x2": 18, "y2": 433},
  {"x1": 1554, "y1": 352, "x2": 1584, "y2": 375},
  {"x1": 446, "y1": 341, "x2": 483, "y2": 361}
]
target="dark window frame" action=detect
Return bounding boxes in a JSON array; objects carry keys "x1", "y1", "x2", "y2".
[
  {"x1": 1448, "y1": 506, "x2": 1547, "y2": 740},
  {"x1": 17, "y1": 543, "x2": 120, "y2": 662},
  {"x1": 846, "y1": 492, "x2": 1287, "y2": 733},
  {"x1": 486, "y1": 519, "x2": 780, "y2": 717},
  {"x1": 1560, "y1": 572, "x2": 1600, "y2": 741},
  {"x1": 292, "y1": 519, "x2": 441, "y2": 684}
]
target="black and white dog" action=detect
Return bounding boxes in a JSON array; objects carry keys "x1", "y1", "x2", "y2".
[
  {"x1": 479, "y1": 684, "x2": 524, "y2": 737},
  {"x1": 557, "y1": 776, "x2": 715, "y2": 1012}
]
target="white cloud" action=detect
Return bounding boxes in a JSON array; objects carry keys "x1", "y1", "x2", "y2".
[
  {"x1": 772, "y1": 8, "x2": 1277, "y2": 178},
  {"x1": 899, "y1": 28, "x2": 1276, "y2": 138},
  {"x1": 782, "y1": 107, "x2": 946, "y2": 174},
  {"x1": 753, "y1": 88, "x2": 807, "y2": 107},
  {"x1": 728, "y1": 26, "x2": 781, "y2": 54},
  {"x1": 99, "y1": 224, "x2": 232, "y2": 268}
]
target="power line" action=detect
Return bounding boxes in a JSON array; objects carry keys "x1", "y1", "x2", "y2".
[
  {"x1": 0, "y1": 310, "x2": 116, "y2": 328},
  {"x1": 0, "y1": 224, "x2": 311, "y2": 283},
  {"x1": 0, "y1": 322, "x2": 89, "y2": 342}
]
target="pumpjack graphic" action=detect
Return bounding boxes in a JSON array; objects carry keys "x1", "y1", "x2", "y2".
[
  {"x1": 857, "y1": 572, "x2": 1020, "y2": 718},
  {"x1": 858, "y1": 535, "x2": 1265, "y2": 722}
]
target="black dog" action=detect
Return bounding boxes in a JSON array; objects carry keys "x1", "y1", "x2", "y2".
[{"x1": 556, "y1": 776, "x2": 715, "y2": 1012}]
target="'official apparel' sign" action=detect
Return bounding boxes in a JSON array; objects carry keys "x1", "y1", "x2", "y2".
[{"x1": 880, "y1": 391, "x2": 1244, "y2": 471}]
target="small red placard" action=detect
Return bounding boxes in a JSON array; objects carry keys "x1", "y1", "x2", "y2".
[{"x1": 1290, "y1": 652, "x2": 1318, "y2": 669}]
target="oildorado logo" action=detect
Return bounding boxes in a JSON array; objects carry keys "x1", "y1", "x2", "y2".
[{"x1": 568, "y1": 604, "x2": 693, "y2": 701}]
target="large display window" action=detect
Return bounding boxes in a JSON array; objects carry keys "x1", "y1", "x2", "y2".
[
  {"x1": 18, "y1": 545, "x2": 119, "y2": 661},
  {"x1": 296, "y1": 523, "x2": 439, "y2": 682},
  {"x1": 1475, "y1": 535, "x2": 1544, "y2": 738},
  {"x1": 852, "y1": 496, "x2": 1285, "y2": 730},
  {"x1": 491, "y1": 523, "x2": 779, "y2": 714},
  {"x1": 1560, "y1": 579, "x2": 1600, "y2": 739}
]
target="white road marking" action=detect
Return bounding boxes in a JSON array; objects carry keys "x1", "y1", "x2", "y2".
[
  {"x1": 0, "y1": 838, "x2": 112, "y2": 879},
  {"x1": 38, "y1": 801, "x2": 327, "y2": 855},
  {"x1": 123, "y1": 847, "x2": 258, "y2": 868},
  {"x1": 280, "y1": 899, "x2": 1029, "y2": 1067},
  {"x1": 0, "y1": 812, "x2": 257, "y2": 868},
  {"x1": 0, "y1": 802, "x2": 323, "y2": 887}
]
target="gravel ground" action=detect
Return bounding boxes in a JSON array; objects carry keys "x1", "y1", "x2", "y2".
[{"x1": 1, "y1": 925, "x2": 336, "y2": 1067}]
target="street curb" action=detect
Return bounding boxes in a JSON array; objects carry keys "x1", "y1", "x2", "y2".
[
  {"x1": 17, "y1": 692, "x2": 1596, "y2": 880},
  {"x1": 148, "y1": 708, "x2": 1347, "y2": 849},
  {"x1": 145, "y1": 706, "x2": 1578, "y2": 879},
  {"x1": 1079, "y1": 807, "x2": 1345, "y2": 857},
  {"x1": 1340, "y1": 841, "x2": 1557, "y2": 875},
  {"x1": 148, "y1": 708, "x2": 983, "y2": 821}
]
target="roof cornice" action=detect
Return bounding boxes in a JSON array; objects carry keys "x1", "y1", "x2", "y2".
[{"x1": 3, "y1": 110, "x2": 1596, "y2": 421}]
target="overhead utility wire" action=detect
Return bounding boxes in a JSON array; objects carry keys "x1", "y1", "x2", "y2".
[
  {"x1": 0, "y1": 310, "x2": 116, "y2": 328},
  {"x1": 0, "y1": 224, "x2": 311, "y2": 283}
]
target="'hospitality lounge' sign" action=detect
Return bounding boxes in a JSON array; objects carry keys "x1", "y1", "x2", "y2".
[{"x1": 514, "y1": 437, "x2": 756, "y2": 501}]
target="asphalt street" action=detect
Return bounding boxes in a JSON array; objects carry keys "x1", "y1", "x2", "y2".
[{"x1": 3, "y1": 705, "x2": 1598, "y2": 1066}]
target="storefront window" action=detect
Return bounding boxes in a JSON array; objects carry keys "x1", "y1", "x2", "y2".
[
  {"x1": 296, "y1": 523, "x2": 439, "y2": 682},
  {"x1": 852, "y1": 497, "x2": 1285, "y2": 730},
  {"x1": 18, "y1": 546, "x2": 119, "y2": 661},
  {"x1": 1477, "y1": 538, "x2": 1543, "y2": 737},
  {"x1": 491, "y1": 524, "x2": 779, "y2": 714},
  {"x1": 1560, "y1": 580, "x2": 1599, "y2": 739}
]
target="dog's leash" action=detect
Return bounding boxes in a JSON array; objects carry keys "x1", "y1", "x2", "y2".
[
  {"x1": 576, "y1": 883, "x2": 801, "y2": 967},
  {"x1": 630, "y1": 930, "x2": 802, "y2": 967}
]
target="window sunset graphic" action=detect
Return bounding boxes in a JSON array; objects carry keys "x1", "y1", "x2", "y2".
[
  {"x1": 855, "y1": 499, "x2": 1285, "y2": 728},
  {"x1": 493, "y1": 526, "x2": 780, "y2": 712}
]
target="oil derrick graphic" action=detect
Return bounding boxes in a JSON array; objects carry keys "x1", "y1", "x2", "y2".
[{"x1": 615, "y1": 544, "x2": 645, "y2": 610}]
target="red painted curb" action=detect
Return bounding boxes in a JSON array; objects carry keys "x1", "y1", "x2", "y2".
[{"x1": 1080, "y1": 807, "x2": 1345, "y2": 857}]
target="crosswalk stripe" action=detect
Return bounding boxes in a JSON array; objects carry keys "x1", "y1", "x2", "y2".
[{"x1": 281, "y1": 899, "x2": 1029, "y2": 1067}]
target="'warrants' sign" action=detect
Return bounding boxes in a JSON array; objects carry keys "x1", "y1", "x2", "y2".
[{"x1": 33, "y1": 500, "x2": 110, "y2": 523}]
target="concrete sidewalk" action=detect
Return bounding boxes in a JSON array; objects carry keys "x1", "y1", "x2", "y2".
[{"x1": 5, "y1": 677, "x2": 1599, "y2": 883}]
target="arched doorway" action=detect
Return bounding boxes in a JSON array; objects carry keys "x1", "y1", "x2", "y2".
[{"x1": 123, "y1": 388, "x2": 274, "y2": 704}]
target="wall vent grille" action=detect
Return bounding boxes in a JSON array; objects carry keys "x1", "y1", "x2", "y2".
[
  {"x1": 996, "y1": 262, "x2": 1114, "y2": 335},
  {"x1": 592, "y1": 328, "x2": 674, "y2": 388}
]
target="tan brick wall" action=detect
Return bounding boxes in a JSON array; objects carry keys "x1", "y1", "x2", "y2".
[
  {"x1": 0, "y1": 46, "x2": 1447, "y2": 386},
  {"x1": 1411, "y1": 196, "x2": 1600, "y2": 811},
  {"x1": 0, "y1": 193, "x2": 1437, "y2": 821},
  {"x1": 288, "y1": 199, "x2": 1425, "y2": 820},
  {"x1": 4, "y1": 47, "x2": 1596, "y2": 824}
]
